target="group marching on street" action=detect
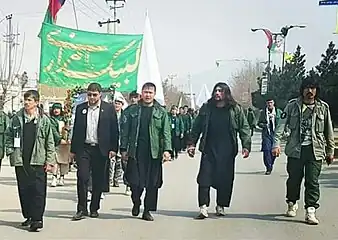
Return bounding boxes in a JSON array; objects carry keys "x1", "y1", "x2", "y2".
[{"x1": 0, "y1": 75, "x2": 335, "y2": 232}]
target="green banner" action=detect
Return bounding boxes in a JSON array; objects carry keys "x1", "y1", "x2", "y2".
[{"x1": 39, "y1": 23, "x2": 143, "y2": 91}]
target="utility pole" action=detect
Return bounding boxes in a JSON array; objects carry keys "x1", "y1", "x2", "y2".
[
  {"x1": 5, "y1": 14, "x2": 13, "y2": 82},
  {"x1": 280, "y1": 25, "x2": 306, "y2": 71},
  {"x1": 99, "y1": 0, "x2": 125, "y2": 34},
  {"x1": 3, "y1": 14, "x2": 20, "y2": 111}
]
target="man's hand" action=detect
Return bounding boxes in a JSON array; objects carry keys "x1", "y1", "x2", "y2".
[
  {"x1": 162, "y1": 151, "x2": 171, "y2": 163},
  {"x1": 69, "y1": 152, "x2": 76, "y2": 160},
  {"x1": 60, "y1": 139, "x2": 67, "y2": 145},
  {"x1": 326, "y1": 155, "x2": 334, "y2": 166},
  {"x1": 242, "y1": 148, "x2": 250, "y2": 158},
  {"x1": 187, "y1": 146, "x2": 195, "y2": 158},
  {"x1": 121, "y1": 151, "x2": 128, "y2": 161},
  {"x1": 272, "y1": 146, "x2": 281, "y2": 157},
  {"x1": 44, "y1": 164, "x2": 54, "y2": 173},
  {"x1": 180, "y1": 134, "x2": 184, "y2": 139},
  {"x1": 109, "y1": 151, "x2": 116, "y2": 159}
]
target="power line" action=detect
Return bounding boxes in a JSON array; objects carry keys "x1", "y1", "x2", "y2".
[
  {"x1": 89, "y1": 0, "x2": 111, "y2": 16},
  {"x1": 77, "y1": 8, "x2": 95, "y2": 20},
  {"x1": 77, "y1": 0, "x2": 105, "y2": 18},
  {"x1": 64, "y1": 0, "x2": 95, "y2": 21}
]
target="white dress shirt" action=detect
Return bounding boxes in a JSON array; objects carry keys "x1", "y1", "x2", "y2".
[{"x1": 85, "y1": 103, "x2": 100, "y2": 144}]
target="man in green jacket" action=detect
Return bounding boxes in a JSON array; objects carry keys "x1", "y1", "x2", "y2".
[
  {"x1": 246, "y1": 107, "x2": 256, "y2": 136},
  {"x1": 187, "y1": 82, "x2": 251, "y2": 219},
  {"x1": 5, "y1": 90, "x2": 55, "y2": 232},
  {"x1": 273, "y1": 77, "x2": 335, "y2": 225},
  {"x1": 168, "y1": 105, "x2": 184, "y2": 159},
  {"x1": 0, "y1": 110, "x2": 9, "y2": 171},
  {"x1": 120, "y1": 82, "x2": 172, "y2": 221}
]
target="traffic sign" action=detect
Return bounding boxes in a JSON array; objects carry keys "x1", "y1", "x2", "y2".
[
  {"x1": 261, "y1": 77, "x2": 268, "y2": 95},
  {"x1": 319, "y1": 1, "x2": 338, "y2": 6}
]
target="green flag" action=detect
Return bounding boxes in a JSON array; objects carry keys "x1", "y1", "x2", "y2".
[
  {"x1": 39, "y1": 23, "x2": 143, "y2": 91},
  {"x1": 38, "y1": 8, "x2": 54, "y2": 38}
]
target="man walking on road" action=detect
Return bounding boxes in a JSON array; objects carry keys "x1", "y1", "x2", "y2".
[
  {"x1": 187, "y1": 82, "x2": 251, "y2": 219},
  {"x1": 258, "y1": 99, "x2": 282, "y2": 175},
  {"x1": 5, "y1": 90, "x2": 55, "y2": 232},
  {"x1": 120, "y1": 82, "x2": 172, "y2": 221},
  {"x1": 246, "y1": 107, "x2": 256, "y2": 136},
  {"x1": 70, "y1": 83, "x2": 119, "y2": 221},
  {"x1": 273, "y1": 76, "x2": 335, "y2": 225},
  {"x1": 109, "y1": 96, "x2": 124, "y2": 188},
  {"x1": 169, "y1": 105, "x2": 184, "y2": 159}
]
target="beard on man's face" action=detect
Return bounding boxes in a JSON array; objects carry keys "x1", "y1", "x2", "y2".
[{"x1": 213, "y1": 93, "x2": 225, "y2": 102}]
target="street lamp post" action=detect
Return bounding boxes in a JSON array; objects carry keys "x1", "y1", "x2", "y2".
[
  {"x1": 280, "y1": 25, "x2": 306, "y2": 71},
  {"x1": 251, "y1": 28, "x2": 274, "y2": 89},
  {"x1": 251, "y1": 25, "x2": 306, "y2": 94}
]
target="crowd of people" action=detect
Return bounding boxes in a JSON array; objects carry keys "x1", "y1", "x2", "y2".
[{"x1": 0, "y1": 75, "x2": 335, "y2": 232}]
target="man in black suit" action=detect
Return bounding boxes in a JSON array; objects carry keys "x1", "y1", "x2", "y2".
[{"x1": 70, "y1": 83, "x2": 119, "y2": 220}]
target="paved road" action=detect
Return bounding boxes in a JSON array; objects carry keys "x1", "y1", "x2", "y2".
[{"x1": 0, "y1": 132, "x2": 338, "y2": 239}]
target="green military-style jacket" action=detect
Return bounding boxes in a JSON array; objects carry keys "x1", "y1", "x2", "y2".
[
  {"x1": 168, "y1": 113, "x2": 184, "y2": 137},
  {"x1": 181, "y1": 114, "x2": 191, "y2": 133},
  {"x1": 0, "y1": 111, "x2": 9, "y2": 159},
  {"x1": 247, "y1": 110, "x2": 256, "y2": 128},
  {"x1": 49, "y1": 116, "x2": 63, "y2": 146},
  {"x1": 120, "y1": 101, "x2": 172, "y2": 159},
  {"x1": 5, "y1": 108, "x2": 56, "y2": 166},
  {"x1": 189, "y1": 102, "x2": 252, "y2": 153},
  {"x1": 273, "y1": 97, "x2": 335, "y2": 160}
]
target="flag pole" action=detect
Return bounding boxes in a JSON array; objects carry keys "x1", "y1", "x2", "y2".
[{"x1": 71, "y1": 0, "x2": 79, "y2": 29}]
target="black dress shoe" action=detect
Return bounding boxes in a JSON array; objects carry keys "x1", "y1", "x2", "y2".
[
  {"x1": 132, "y1": 205, "x2": 140, "y2": 217},
  {"x1": 89, "y1": 211, "x2": 99, "y2": 218},
  {"x1": 142, "y1": 211, "x2": 154, "y2": 221},
  {"x1": 29, "y1": 221, "x2": 43, "y2": 232},
  {"x1": 72, "y1": 211, "x2": 88, "y2": 221},
  {"x1": 265, "y1": 171, "x2": 271, "y2": 175},
  {"x1": 21, "y1": 218, "x2": 31, "y2": 227}
]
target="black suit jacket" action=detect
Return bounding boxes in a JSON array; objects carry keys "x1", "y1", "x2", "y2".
[{"x1": 70, "y1": 101, "x2": 119, "y2": 157}]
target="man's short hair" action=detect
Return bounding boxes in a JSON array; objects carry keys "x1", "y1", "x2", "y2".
[
  {"x1": 129, "y1": 90, "x2": 139, "y2": 99},
  {"x1": 87, "y1": 83, "x2": 102, "y2": 92},
  {"x1": 142, "y1": 82, "x2": 156, "y2": 92},
  {"x1": 24, "y1": 90, "x2": 40, "y2": 102},
  {"x1": 171, "y1": 105, "x2": 177, "y2": 110}
]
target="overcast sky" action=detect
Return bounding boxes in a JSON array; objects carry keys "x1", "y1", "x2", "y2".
[{"x1": 0, "y1": 0, "x2": 337, "y2": 93}]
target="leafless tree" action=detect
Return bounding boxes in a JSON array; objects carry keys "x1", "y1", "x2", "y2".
[
  {"x1": 231, "y1": 60, "x2": 265, "y2": 108},
  {"x1": 0, "y1": 23, "x2": 26, "y2": 110},
  {"x1": 162, "y1": 77, "x2": 188, "y2": 108}
]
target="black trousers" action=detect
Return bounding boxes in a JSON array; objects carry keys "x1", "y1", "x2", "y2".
[
  {"x1": 131, "y1": 186, "x2": 159, "y2": 211},
  {"x1": 198, "y1": 184, "x2": 234, "y2": 208},
  {"x1": 76, "y1": 144, "x2": 108, "y2": 213},
  {"x1": 15, "y1": 166, "x2": 47, "y2": 221},
  {"x1": 122, "y1": 160, "x2": 129, "y2": 186},
  {"x1": 171, "y1": 136, "x2": 181, "y2": 158}
]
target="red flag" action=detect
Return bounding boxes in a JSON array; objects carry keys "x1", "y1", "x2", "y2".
[
  {"x1": 262, "y1": 29, "x2": 273, "y2": 50},
  {"x1": 49, "y1": 0, "x2": 66, "y2": 23}
]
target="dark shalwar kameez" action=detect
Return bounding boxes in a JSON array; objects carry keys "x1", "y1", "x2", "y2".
[
  {"x1": 198, "y1": 106, "x2": 236, "y2": 208},
  {"x1": 126, "y1": 106, "x2": 162, "y2": 211},
  {"x1": 16, "y1": 117, "x2": 47, "y2": 222}
]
